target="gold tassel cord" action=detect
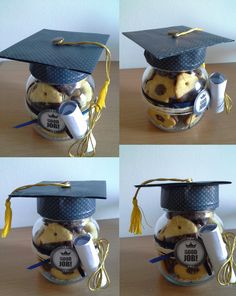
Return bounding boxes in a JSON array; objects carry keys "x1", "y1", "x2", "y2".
[
  {"x1": 168, "y1": 28, "x2": 203, "y2": 38},
  {"x1": 88, "y1": 238, "x2": 110, "y2": 291},
  {"x1": 129, "y1": 178, "x2": 193, "y2": 235},
  {"x1": 1, "y1": 182, "x2": 71, "y2": 238},
  {"x1": 53, "y1": 39, "x2": 111, "y2": 157},
  {"x1": 224, "y1": 93, "x2": 233, "y2": 114},
  {"x1": 68, "y1": 102, "x2": 101, "y2": 157},
  {"x1": 217, "y1": 232, "x2": 236, "y2": 286}
]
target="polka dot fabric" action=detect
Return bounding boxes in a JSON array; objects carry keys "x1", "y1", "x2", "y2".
[
  {"x1": 37, "y1": 197, "x2": 96, "y2": 220},
  {"x1": 144, "y1": 48, "x2": 206, "y2": 71},
  {"x1": 160, "y1": 185, "x2": 220, "y2": 211},
  {"x1": 30, "y1": 63, "x2": 88, "y2": 84}
]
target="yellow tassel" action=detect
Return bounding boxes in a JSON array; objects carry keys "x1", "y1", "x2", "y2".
[
  {"x1": 129, "y1": 197, "x2": 142, "y2": 235},
  {"x1": 2, "y1": 199, "x2": 12, "y2": 238},
  {"x1": 224, "y1": 93, "x2": 233, "y2": 114},
  {"x1": 96, "y1": 80, "x2": 110, "y2": 112}
]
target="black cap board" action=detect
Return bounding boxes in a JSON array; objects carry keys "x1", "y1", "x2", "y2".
[
  {"x1": 135, "y1": 181, "x2": 231, "y2": 188},
  {"x1": 135, "y1": 181, "x2": 231, "y2": 211},
  {"x1": 0, "y1": 29, "x2": 109, "y2": 84},
  {"x1": 10, "y1": 181, "x2": 106, "y2": 220},
  {"x1": 123, "y1": 26, "x2": 234, "y2": 71}
]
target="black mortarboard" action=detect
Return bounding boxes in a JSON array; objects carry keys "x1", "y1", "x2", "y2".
[
  {"x1": 9, "y1": 181, "x2": 106, "y2": 220},
  {"x1": 135, "y1": 181, "x2": 231, "y2": 211},
  {"x1": 0, "y1": 29, "x2": 109, "y2": 84},
  {"x1": 123, "y1": 26, "x2": 234, "y2": 71}
]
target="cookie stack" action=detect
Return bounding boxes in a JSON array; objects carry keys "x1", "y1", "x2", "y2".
[
  {"x1": 143, "y1": 66, "x2": 207, "y2": 131},
  {"x1": 32, "y1": 218, "x2": 99, "y2": 283},
  {"x1": 26, "y1": 73, "x2": 94, "y2": 141}
]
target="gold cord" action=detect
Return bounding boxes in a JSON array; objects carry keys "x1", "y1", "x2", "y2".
[
  {"x1": 217, "y1": 232, "x2": 236, "y2": 286},
  {"x1": 129, "y1": 178, "x2": 193, "y2": 235},
  {"x1": 169, "y1": 28, "x2": 203, "y2": 38},
  {"x1": 88, "y1": 238, "x2": 110, "y2": 291},
  {"x1": 1, "y1": 182, "x2": 71, "y2": 238},
  {"x1": 224, "y1": 93, "x2": 233, "y2": 114},
  {"x1": 53, "y1": 39, "x2": 111, "y2": 157}
]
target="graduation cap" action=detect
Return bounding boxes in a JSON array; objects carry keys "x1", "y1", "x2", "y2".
[
  {"x1": 123, "y1": 26, "x2": 234, "y2": 71},
  {"x1": 2, "y1": 181, "x2": 106, "y2": 238},
  {"x1": 0, "y1": 29, "x2": 110, "y2": 84},
  {"x1": 129, "y1": 178, "x2": 231, "y2": 234}
]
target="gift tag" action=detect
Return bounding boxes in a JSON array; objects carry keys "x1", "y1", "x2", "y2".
[
  {"x1": 38, "y1": 109, "x2": 66, "y2": 133},
  {"x1": 193, "y1": 90, "x2": 210, "y2": 115},
  {"x1": 175, "y1": 237, "x2": 206, "y2": 267},
  {"x1": 51, "y1": 246, "x2": 79, "y2": 273}
]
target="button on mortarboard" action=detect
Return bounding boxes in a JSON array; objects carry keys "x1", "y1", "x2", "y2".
[
  {"x1": 0, "y1": 29, "x2": 109, "y2": 83},
  {"x1": 10, "y1": 181, "x2": 107, "y2": 220},
  {"x1": 123, "y1": 26, "x2": 234, "y2": 71}
]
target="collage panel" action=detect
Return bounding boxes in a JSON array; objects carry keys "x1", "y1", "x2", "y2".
[
  {"x1": 120, "y1": 0, "x2": 236, "y2": 145},
  {"x1": 0, "y1": 157, "x2": 119, "y2": 296},
  {"x1": 120, "y1": 145, "x2": 236, "y2": 296},
  {"x1": 0, "y1": 0, "x2": 119, "y2": 157}
]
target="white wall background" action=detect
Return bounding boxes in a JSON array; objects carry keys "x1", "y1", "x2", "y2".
[
  {"x1": 120, "y1": 0, "x2": 236, "y2": 69},
  {"x1": 0, "y1": 0, "x2": 119, "y2": 61},
  {"x1": 0, "y1": 157, "x2": 119, "y2": 229},
  {"x1": 120, "y1": 145, "x2": 236, "y2": 237}
]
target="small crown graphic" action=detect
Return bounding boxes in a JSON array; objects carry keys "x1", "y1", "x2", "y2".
[
  {"x1": 60, "y1": 250, "x2": 71, "y2": 256},
  {"x1": 185, "y1": 242, "x2": 196, "y2": 248},
  {"x1": 48, "y1": 113, "x2": 58, "y2": 119}
]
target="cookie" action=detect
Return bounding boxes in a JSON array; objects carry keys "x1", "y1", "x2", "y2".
[
  {"x1": 163, "y1": 216, "x2": 198, "y2": 239},
  {"x1": 145, "y1": 73, "x2": 175, "y2": 103},
  {"x1": 175, "y1": 73, "x2": 199, "y2": 99},
  {"x1": 157, "y1": 226, "x2": 167, "y2": 240},
  {"x1": 36, "y1": 223, "x2": 73, "y2": 245},
  {"x1": 71, "y1": 79, "x2": 93, "y2": 109},
  {"x1": 29, "y1": 82, "x2": 63, "y2": 104},
  {"x1": 50, "y1": 267, "x2": 81, "y2": 281},
  {"x1": 83, "y1": 221, "x2": 99, "y2": 240},
  {"x1": 184, "y1": 114, "x2": 200, "y2": 126},
  {"x1": 148, "y1": 108, "x2": 177, "y2": 129},
  {"x1": 174, "y1": 264, "x2": 207, "y2": 281}
]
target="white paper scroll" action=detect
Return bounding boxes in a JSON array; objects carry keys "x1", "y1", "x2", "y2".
[
  {"x1": 209, "y1": 72, "x2": 227, "y2": 113},
  {"x1": 199, "y1": 224, "x2": 236, "y2": 283},
  {"x1": 74, "y1": 234, "x2": 100, "y2": 275},
  {"x1": 58, "y1": 101, "x2": 88, "y2": 139}
]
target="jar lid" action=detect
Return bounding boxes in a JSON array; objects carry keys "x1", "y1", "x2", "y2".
[
  {"x1": 29, "y1": 63, "x2": 88, "y2": 84},
  {"x1": 9, "y1": 181, "x2": 106, "y2": 220},
  {"x1": 123, "y1": 26, "x2": 233, "y2": 71},
  {"x1": 135, "y1": 181, "x2": 231, "y2": 211},
  {"x1": 0, "y1": 29, "x2": 109, "y2": 83}
]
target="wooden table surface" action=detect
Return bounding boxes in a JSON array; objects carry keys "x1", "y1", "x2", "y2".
[
  {"x1": 0, "y1": 61, "x2": 119, "y2": 156},
  {"x1": 120, "y1": 235, "x2": 235, "y2": 296},
  {"x1": 0, "y1": 219, "x2": 119, "y2": 296},
  {"x1": 120, "y1": 63, "x2": 236, "y2": 144}
]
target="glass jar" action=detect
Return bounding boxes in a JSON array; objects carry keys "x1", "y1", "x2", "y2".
[
  {"x1": 25, "y1": 74, "x2": 95, "y2": 140},
  {"x1": 154, "y1": 210, "x2": 223, "y2": 286},
  {"x1": 142, "y1": 65, "x2": 209, "y2": 131},
  {"x1": 32, "y1": 217, "x2": 99, "y2": 285}
]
